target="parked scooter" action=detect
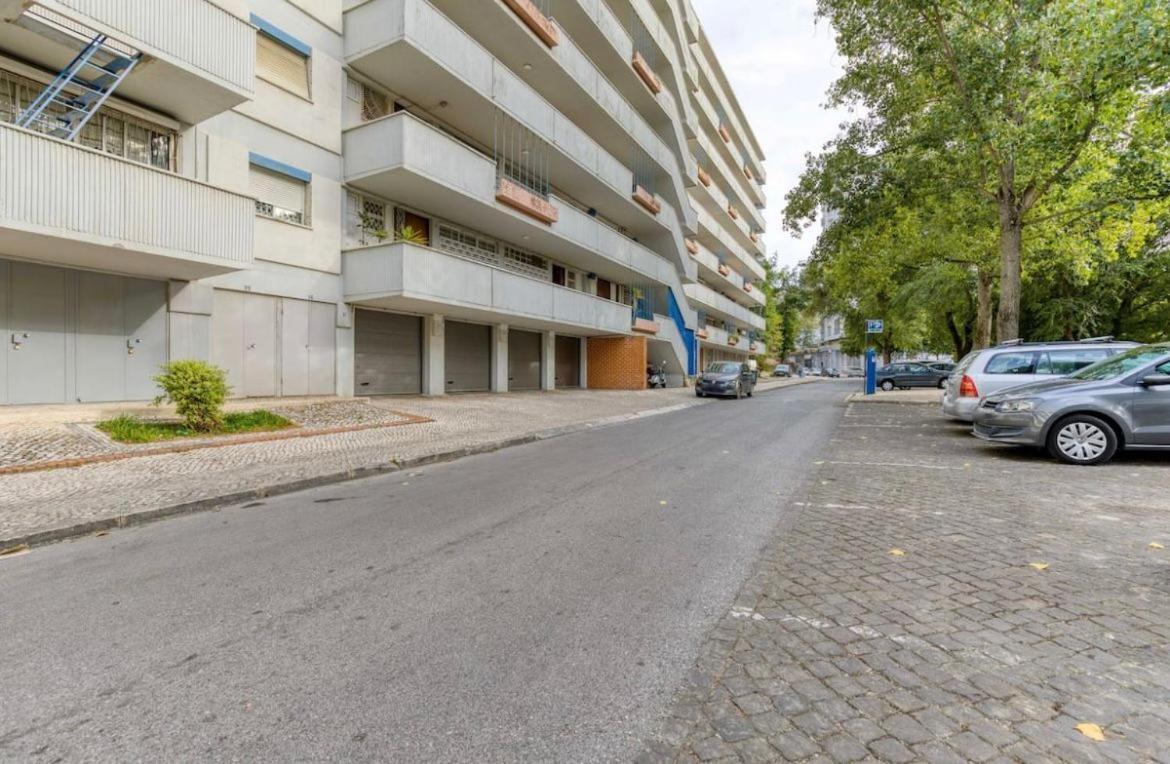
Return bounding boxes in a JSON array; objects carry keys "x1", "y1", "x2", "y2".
[{"x1": 646, "y1": 363, "x2": 666, "y2": 388}]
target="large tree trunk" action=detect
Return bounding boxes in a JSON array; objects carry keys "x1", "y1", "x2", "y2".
[
  {"x1": 974, "y1": 268, "x2": 994, "y2": 349},
  {"x1": 996, "y1": 201, "x2": 1023, "y2": 342}
]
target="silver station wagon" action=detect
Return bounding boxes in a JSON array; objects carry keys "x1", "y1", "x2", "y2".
[{"x1": 942, "y1": 338, "x2": 1138, "y2": 422}]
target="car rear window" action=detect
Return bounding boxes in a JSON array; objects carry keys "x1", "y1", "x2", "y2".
[
  {"x1": 954, "y1": 351, "x2": 981, "y2": 374},
  {"x1": 983, "y1": 351, "x2": 1037, "y2": 375},
  {"x1": 1035, "y1": 349, "x2": 1111, "y2": 375}
]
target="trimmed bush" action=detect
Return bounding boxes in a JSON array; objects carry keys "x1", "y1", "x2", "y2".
[{"x1": 153, "y1": 360, "x2": 230, "y2": 432}]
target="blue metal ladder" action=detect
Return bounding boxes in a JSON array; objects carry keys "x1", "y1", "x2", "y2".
[{"x1": 15, "y1": 32, "x2": 142, "y2": 140}]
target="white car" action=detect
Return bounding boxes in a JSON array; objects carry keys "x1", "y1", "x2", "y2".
[{"x1": 941, "y1": 339, "x2": 1138, "y2": 422}]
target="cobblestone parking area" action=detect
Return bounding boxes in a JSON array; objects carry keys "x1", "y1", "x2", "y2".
[{"x1": 642, "y1": 400, "x2": 1170, "y2": 763}]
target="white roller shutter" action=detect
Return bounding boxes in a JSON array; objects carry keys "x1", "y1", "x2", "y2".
[
  {"x1": 250, "y1": 165, "x2": 307, "y2": 225},
  {"x1": 257, "y1": 33, "x2": 310, "y2": 98}
]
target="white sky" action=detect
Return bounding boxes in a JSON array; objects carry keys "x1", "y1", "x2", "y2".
[{"x1": 691, "y1": 0, "x2": 850, "y2": 268}]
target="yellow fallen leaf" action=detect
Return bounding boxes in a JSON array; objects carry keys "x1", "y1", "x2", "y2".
[
  {"x1": 1150, "y1": 542, "x2": 1165, "y2": 550},
  {"x1": 659, "y1": 500, "x2": 668, "y2": 506},
  {"x1": 0, "y1": 543, "x2": 30, "y2": 558},
  {"x1": 889, "y1": 549, "x2": 906, "y2": 557},
  {"x1": 1029, "y1": 562, "x2": 1049, "y2": 571},
  {"x1": 1075, "y1": 722, "x2": 1105, "y2": 741}
]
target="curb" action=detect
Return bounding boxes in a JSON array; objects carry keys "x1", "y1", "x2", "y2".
[
  {"x1": 844, "y1": 392, "x2": 941, "y2": 405},
  {"x1": 2, "y1": 380, "x2": 815, "y2": 551}
]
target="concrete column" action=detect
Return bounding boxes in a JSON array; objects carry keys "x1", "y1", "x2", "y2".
[
  {"x1": 335, "y1": 303, "x2": 354, "y2": 397},
  {"x1": 491, "y1": 323, "x2": 509, "y2": 393},
  {"x1": 423, "y1": 313, "x2": 445, "y2": 396},
  {"x1": 541, "y1": 330, "x2": 556, "y2": 391},
  {"x1": 579, "y1": 336, "x2": 588, "y2": 389}
]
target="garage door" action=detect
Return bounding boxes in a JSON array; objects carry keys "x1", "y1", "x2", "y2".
[
  {"x1": 212, "y1": 290, "x2": 279, "y2": 398},
  {"x1": 354, "y1": 309, "x2": 421, "y2": 395},
  {"x1": 555, "y1": 335, "x2": 580, "y2": 388},
  {"x1": 445, "y1": 320, "x2": 491, "y2": 393},
  {"x1": 0, "y1": 260, "x2": 166, "y2": 404},
  {"x1": 508, "y1": 329, "x2": 541, "y2": 390},
  {"x1": 280, "y1": 298, "x2": 336, "y2": 396}
]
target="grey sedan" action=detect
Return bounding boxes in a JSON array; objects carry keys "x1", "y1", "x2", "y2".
[
  {"x1": 696, "y1": 361, "x2": 756, "y2": 399},
  {"x1": 972, "y1": 344, "x2": 1170, "y2": 464}
]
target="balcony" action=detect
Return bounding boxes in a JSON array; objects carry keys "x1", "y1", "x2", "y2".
[
  {"x1": 698, "y1": 323, "x2": 763, "y2": 355},
  {"x1": 689, "y1": 240, "x2": 764, "y2": 308},
  {"x1": 693, "y1": 205, "x2": 764, "y2": 281},
  {"x1": 0, "y1": 122, "x2": 253, "y2": 279},
  {"x1": 344, "y1": 112, "x2": 690, "y2": 303},
  {"x1": 0, "y1": 0, "x2": 254, "y2": 123},
  {"x1": 424, "y1": 0, "x2": 697, "y2": 235},
  {"x1": 684, "y1": 281, "x2": 765, "y2": 332},
  {"x1": 344, "y1": 241, "x2": 633, "y2": 335}
]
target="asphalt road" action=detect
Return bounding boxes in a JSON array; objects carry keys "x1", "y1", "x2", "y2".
[{"x1": 0, "y1": 382, "x2": 845, "y2": 762}]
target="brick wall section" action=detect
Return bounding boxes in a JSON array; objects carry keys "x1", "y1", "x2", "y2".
[{"x1": 587, "y1": 336, "x2": 646, "y2": 390}]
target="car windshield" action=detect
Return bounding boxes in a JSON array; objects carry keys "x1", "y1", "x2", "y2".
[
  {"x1": 1068, "y1": 346, "x2": 1170, "y2": 381},
  {"x1": 707, "y1": 362, "x2": 742, "y2": 374}
]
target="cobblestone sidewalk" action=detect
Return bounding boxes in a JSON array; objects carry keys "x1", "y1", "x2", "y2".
[
  {"x1": 0, "y1": 378, "x2": 808, "y2": 546},
  {"x1": 642, "y1": 401, "x2": 1170, "y2": 763}
]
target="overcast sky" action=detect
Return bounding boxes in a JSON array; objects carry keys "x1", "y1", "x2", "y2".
[{"x1": 691, "y1": 0, "x2": 849, "y2": 269}]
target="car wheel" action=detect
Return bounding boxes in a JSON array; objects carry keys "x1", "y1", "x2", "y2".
[
  {"x1": 734, "y1": 382, "x2": 742, "y2": 399},
  {"x1": 1047, "y1": 415, "x2": 1119, "y2": 465},
  {"x1": 937, "y1": 378, "x2": 947, "y2": 389},
  {"x1": 695, "y1": 390, "x2": 703, "y2": 398},
  {"x1": 880, "y1": 380, "x2": 895, "y2": 391}
]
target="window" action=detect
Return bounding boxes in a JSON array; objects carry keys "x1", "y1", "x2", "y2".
[
  {"x1": 250, "y1": 161, "x2": 309, "y2": 225},
  {"x1": 502, "y1": 245, "x2": 549, "y2": 280},
  {"x1": 254, "y1": 17, "x2": 311, "y2": 99},
  {"x1": 437, "y1": 223, "x2": 498, "y2": 266},
  {"x1": 0, "y1": 68, "x2": 174, "y2": 170},
  {"x1": 984, "y1": 352, "x2": 1037, "y2": 375},
  {"x1": 346, "y1": 192, "x2": 388, "y2": 246},
  {"x1": 1035, "y1": 349, "x2": 1110, "y2": 375}
]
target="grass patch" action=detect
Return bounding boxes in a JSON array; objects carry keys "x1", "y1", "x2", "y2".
[{"x1": 97, "y1": 410, "x2": 294, "y2": 444}]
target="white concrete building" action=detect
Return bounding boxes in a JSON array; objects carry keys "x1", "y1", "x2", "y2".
[{"x1": 0, "y1": 0, "x2": 766, "y2": 404}]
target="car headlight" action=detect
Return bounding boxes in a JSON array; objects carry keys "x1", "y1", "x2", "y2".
[{"x1": 995, "y1": 399, "x2": 1036, "y2": 413}]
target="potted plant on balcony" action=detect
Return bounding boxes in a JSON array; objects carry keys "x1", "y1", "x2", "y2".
[
  {"x1": 359, "y1": 211, "x2": 389, "y2": 243},
  {"x1": 728, "y1": 333, "x2": 739, "y2": 346},
  {"x1": 394, "y1": 225, "x2": 428, "y2": 245}
]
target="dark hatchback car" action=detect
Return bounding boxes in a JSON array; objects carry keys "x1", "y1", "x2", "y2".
[
  {"x1": 876, "y1": 362, "x2": 950, "y2": 391},
  {"x1": 696, "y1": 361, "x2": 756, "y2": 399}
]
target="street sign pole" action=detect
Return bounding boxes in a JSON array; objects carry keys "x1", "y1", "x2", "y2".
[{"x1": 863, "y1": 319, "x2": 883, "y2": 396}]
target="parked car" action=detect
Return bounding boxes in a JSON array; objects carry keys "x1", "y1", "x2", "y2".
[
  {"x1": 942, "y1": 338, "x2": 1138, "y2": 422},
  {"x1": 875, "y1": 362, "x2": 950, "y2": 391},
  {"x1": 973, "y1": 343, "x2": 1170, "y2": 465},
  {"x1": 825, "y1": 367, "x2": 841, "y2": 378},
  {"x1": 843, "y1": 366, "x2": 865, "y2": 378},
  {"x1": 696, "y1": 361, "x2": 756, "y2": 399},
  {"x1": 771, "y1": 364, "x2": 792, "y2": 378},
  {"x1": 923, "y1": 361, "x2": 955, "y2": 373}
]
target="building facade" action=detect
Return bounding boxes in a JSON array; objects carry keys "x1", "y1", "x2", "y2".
[{"x1": 0, "y1": 0, "x2": 766, "y2": 405}]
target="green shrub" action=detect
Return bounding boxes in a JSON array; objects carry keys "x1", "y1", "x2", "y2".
[{"x1": 153, "y1": 360, "x2": 230, "y2": 432}]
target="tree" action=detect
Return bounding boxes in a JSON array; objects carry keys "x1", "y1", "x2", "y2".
[{"x1": 798, "y1": 0, "x2": 1170, "y2": 340}]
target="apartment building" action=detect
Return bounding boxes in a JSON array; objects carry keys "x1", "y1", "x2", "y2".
[{"x1": 0, "y1": 0, "x2": 766, "y2": 405}]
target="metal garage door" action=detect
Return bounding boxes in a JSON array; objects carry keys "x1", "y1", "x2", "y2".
[
  {"x1": 445, "y1": 320, "x2": 491, "y2": 393},
  {"x1": 0, "y1": 260, "x2": 166, "y2": 404},
  {"x1": 2, "y1": 261, "x2": 67, "y2": 404},
  {"x1": 508, "y1": 329, "x2": 541, "y2": 390},
  {"x1": 212, "y1": 290, "x2": 279, "y2": 398},
  {"x1": 354, "y1": 309, "x2": 421, "y2": 395},
  {"x1": 280, "y1": 299, "x2": 336, "y2": 396},
  {"x1": 75, "y1": 272, "x2": 167, "y2": 402},
  {"x1": 555, "y1": 335, "x2": 580, "y2": 388}
]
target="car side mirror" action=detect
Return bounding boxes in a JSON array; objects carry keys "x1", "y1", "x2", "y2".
[{"x1": 1140, "y1": 374, "x2": 1170, "y2": 387}]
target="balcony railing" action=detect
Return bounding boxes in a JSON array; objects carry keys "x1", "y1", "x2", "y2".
[{"x1": 0, "y1": 122, "x2": 253, "y2": 273}]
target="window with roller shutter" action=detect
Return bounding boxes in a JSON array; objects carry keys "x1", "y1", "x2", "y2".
[
  {"x1": 250, "y1": 164, "x2": 309, "y2": 226},
  {"x1": 257, "y1": 32, "x2": 310, "y2": 99}
]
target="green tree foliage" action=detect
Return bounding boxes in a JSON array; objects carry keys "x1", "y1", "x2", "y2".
[
  {"x1": 153, "y1": 360, "x2": 230, "y2": 432},
  {"x1": 786, "y1": 0, "x2": 1170, "y2": 350}
]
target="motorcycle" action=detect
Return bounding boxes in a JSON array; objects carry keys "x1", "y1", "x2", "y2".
[{"x1": 646, "y1": 363, "x2": 666, "y2": 388}]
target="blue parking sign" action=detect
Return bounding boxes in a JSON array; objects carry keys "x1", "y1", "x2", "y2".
[{"x1": 866, "y1": 319, "x2": 884, "y2": 333}]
